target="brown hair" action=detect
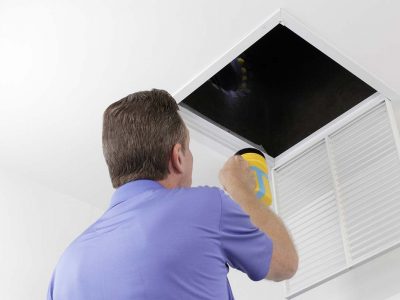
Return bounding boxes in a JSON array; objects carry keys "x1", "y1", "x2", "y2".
[{"x1": 102, "y1": 89, "x2": 187, "y2": 188}]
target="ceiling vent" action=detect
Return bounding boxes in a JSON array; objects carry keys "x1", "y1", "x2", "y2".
[{"x1": 176, "y1": 9, "x2": 400, "y2": 298}]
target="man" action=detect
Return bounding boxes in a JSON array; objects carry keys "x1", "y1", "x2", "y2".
[{"x1": 47, "y1": 89, "x2": 298, "y2": 299}]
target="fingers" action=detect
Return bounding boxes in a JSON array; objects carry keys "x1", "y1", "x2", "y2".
[
  {"x1": 219, "y1": 154, "x2": 256, "y2": 197},
  {"x1": 235, "y1": 154, "x2": 244, "y2": 162},
  {"x1": 235, "y1": 155, "x2": 250, "y2": 168}
]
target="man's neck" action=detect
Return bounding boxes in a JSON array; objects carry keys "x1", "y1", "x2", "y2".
[{"x1": 157, "y1": 177, "x2": 180, "y2": 189}]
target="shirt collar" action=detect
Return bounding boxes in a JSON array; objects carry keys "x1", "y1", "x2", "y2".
[{"x1": 109, "y1": 179, "x2": 165, "y2": 209}]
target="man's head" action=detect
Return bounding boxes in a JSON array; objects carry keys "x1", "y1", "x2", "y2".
[{"x1": 102, "y1": 89, "x2": 193, "y2": 189}]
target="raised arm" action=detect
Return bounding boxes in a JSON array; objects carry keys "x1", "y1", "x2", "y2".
[{"x1": 219, "y1": 155, "x2": 298, "y2": 281}]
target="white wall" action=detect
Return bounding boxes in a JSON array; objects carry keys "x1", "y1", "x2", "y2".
[
  {"x1": 0, "y1": 170, "x2": 103, "y2": 300},
  {"x1": 0, "y1": 0, "x2": 281, "y2": 209}
]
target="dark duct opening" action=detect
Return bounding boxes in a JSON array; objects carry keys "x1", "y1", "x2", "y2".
[{"x1": 180, "y1": 24, "x2": 375, "y2": 157}]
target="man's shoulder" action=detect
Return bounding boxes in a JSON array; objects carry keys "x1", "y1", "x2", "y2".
[
  {"x1": 169, "y1": 185, "x2": 225, "y2": 208},
  {"x1": 185, "y1": 186, "x2": 233, "y2": 204},
  {"x1": 179, "y1": 185, "x2": 223, "y2": 198},
  {"x1": 188, "y1": 185, "x2": 220, "y2": 192}
]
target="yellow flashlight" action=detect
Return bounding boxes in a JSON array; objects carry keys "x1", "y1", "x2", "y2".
[{"x1": 235, "y1": 148, "x2": 272, "y2": 206}]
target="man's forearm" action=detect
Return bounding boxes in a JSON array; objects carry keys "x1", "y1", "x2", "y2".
[{"x1": 229, "y1": 188, "x2": 299, "y2": 281}]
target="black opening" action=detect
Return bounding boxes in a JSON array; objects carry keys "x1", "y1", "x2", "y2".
[{"x1": 180, "y1": 24, "x2": 375, "y2": 157}]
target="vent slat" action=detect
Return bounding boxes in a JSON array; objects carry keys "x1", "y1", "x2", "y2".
[
  {"x1": 277, "y1": 149, "x2": 328, "y2": 178},
  {"x1": 275, "y1": 142, "x2": 326, "y2": 173},
  {"x1": 289, "y1": 253, "x2": 345, "y2": 289},
  {"x1": 350, "y1": 224, "x2": 400, "y2": 260},
  {"x1": 280, "y1": 191, "x2": 334, "y2": 220},
  {"x1": 287, "y1": 203, "x2": 337, "y2": 234},
  {"x1": 331, "y1": 117, "x2": 388, "y2": 152},
  {"x1": 333, "y1": 136, "x2": 394, "y2": 172},
  {"x1": 300, "y1": 244, "x2": 344, "y2": 266},
  {"x1": 329, "y1": 105, "x2": 386, "y2": 140},
  {"x1": 279, "y1": 179, "x2": 333, "y2": 218},
  {"x1": 295, "y1": 226, "x2": 342, "y2": 254},
  {"x1": 336, "y1": 153, "x2": 399, "y2": 195},
  {"x1": 342, "y1": 183, "x2": 400, "y2": 223},
  {"x1": 277, "y1": 169, "x2": 331, "y2": 199},
  {"x1": 334, "y1": 145, "x2": 396, "y2": 180},
  {"x1": 291, "y1": 215, "x2": 340, "y2": 246},
  {"x1": 278, "y1": 174, "x2": 332, "y2": 206},
  {"x1": 346, "y1": 203, "x2": 400, "y2": 242}
]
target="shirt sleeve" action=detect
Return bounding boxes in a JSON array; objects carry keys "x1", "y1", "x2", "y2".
[
  {"x1": 47, "y1": 270, "x2": 55, "y2": 300},
  {"x1": 218, "y1": 188, "x2": 273, "y2": 281}
]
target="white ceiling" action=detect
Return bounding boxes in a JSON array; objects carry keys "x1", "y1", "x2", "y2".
[{"x1": 1, "y1": 0, "x2": 399, "y2": 209}]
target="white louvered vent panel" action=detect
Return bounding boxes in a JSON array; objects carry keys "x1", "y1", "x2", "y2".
[
  {"x1": 274, "y1": 142, "x2": 346, "y2": 296},
  {"x1": 275, "y1": 142, "x2": 334, "y2": 220},
  {"x1": 329, "y1": 102, "x2": 400, "y2": 263},
  {"x1": 271, "y1": 97, "x2": 400, "y2": 298}
]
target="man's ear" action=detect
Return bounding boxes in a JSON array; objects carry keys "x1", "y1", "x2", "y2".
[{"x1": 170, "y1": 143, "x2": 184, "y2": 174}]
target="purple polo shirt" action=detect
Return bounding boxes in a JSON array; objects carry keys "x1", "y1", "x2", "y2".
[{"x1": 47, "y1": 180, "x2": 273, "y2": 299}]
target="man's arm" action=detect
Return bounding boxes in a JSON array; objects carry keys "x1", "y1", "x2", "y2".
[{"x1": 219, "y1": 155, "x2": 298, "y2": 282}]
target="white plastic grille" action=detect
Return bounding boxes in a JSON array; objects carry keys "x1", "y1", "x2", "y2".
[
  {"x1": 274, "y1": 142, "x2": 346, "y2": 295},
  {"x1": 329, "y1": 102, "x2": 400, "y2": 263},
  {"x1": 272, "y1": 99, "x2": 400, "y2": 298}
]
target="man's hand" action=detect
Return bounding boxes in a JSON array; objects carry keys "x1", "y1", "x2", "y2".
[{"x1": 218, "y1": 155, "x2": 256, "y2": 203}]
